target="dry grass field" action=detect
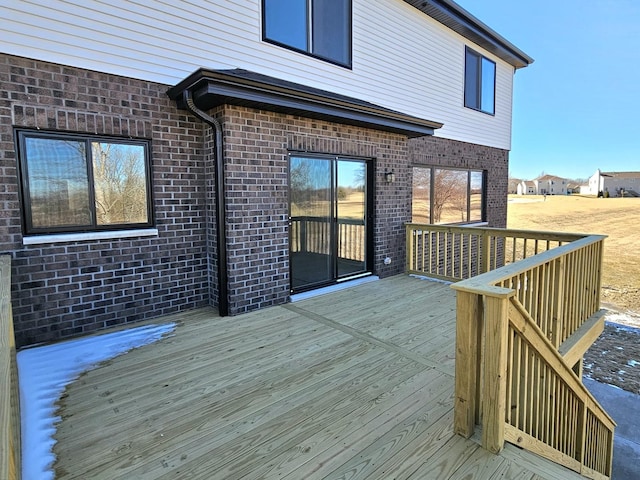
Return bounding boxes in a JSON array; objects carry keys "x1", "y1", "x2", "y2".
[{"x1": 507, "y1": 194, "x2": 640, "y2": 314}]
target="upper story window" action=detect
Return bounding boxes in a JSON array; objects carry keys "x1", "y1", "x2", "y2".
[
  {"x1": 412, "y1": 167, "x2": 485, "y2": 224},
  {"x1": 263, "y1": 0, "x2": 352, "y2": 67},
  {"x1": 464, "y1": 47, "x2": 496, "y2": 115},
  {"x1": 16, "y1": 129, "x2": 153, "y2": 235}
]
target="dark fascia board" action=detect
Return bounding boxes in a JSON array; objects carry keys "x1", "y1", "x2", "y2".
[
  {"x1": 403, "y1": 0, "x2": 534, "y2": 69},
  {"x1": 167, "y1": 69, "x2": 443, "y2": 138}
]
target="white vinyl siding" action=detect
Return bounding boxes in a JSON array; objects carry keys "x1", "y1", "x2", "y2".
[{"x1": 1, "y1": 0, "x2": 516, "y2": 150}]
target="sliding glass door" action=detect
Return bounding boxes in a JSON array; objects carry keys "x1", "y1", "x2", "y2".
[{"x1": 289, "y1": 155, "x2": 370, "y2": 293}]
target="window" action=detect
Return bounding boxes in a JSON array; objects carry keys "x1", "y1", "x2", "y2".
[
  {"x1": 263, "y1": 0, "x2": 352, "y2": 67},
  {"x1": 412, "y1": 167, "x2": 485, "y2": 224},
  {"x1": 464, "y1": 47, "x2": 496, "y2": 115},
  {"x1": 16, "y1": 130, "x2": 153, "y2": 235}
]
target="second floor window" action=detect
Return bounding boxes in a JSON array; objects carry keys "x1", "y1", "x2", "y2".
[
  {"x1": 464, "y1": 47, "x2": 496, "y2": 115},
  {"x1": 263, "y1": 0, "x2": 351, "y2": 67}
]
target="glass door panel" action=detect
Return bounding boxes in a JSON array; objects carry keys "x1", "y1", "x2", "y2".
[
  {"x1": 289, "y1": 156, "x2": 332, "y2": 290},
  {"x1": 336, "y1": 160, "x2": 366, "y2": 277}
]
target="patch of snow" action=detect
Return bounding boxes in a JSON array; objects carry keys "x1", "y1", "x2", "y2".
[
  {"x1": 17, "y1": 323, "x2": 176, "y2": 480},
  {"x1": 605, "y1": 311, "x2": 640, "y2": 331},
  {"x1": 628, "y1": 360, "x2": 640, "y2": 367}
]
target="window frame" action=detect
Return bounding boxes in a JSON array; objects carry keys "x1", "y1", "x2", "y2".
[
  {"x1": 262, "y1": 0, "x2": 353, "y2": 69},
  {"x1": 15, "y1": 129, "x2": 154, "y2": 236},
  {"x1": 464, "y1": 46, "x2": 496, "y2": 115},
  {"x1": 411, "y1": 166, "x2": 487, "y2": 225}
]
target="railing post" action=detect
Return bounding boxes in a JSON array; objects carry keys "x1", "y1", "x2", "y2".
[
  {"x1": 454, "y1": 291, "x2": 483, "y2": 438},
  {"x1": 482, "y1": 293, "x2": 512, "y2": 454},
  {"x1": 406, "y1": 225, "x2": 414, "y2": 273},
  {"x1": 552, "y1": 256, "x2": 565, "y2": 348},
  {"x1": 481, "y1": 232, "x2": 490, "y2": 274}
]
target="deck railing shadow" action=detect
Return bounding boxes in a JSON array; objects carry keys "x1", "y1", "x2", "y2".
[{"x1": 406, "y1": 224, "x2": 615, "y2": 479}]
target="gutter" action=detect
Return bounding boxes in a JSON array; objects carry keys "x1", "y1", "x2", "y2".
[{"x1": 183, "y1": 90, "x2": 229, "y2": 317}]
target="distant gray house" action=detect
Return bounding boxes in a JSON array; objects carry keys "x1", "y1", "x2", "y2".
[{"x1": 582, "y1": 169, "x2": 640, "y2": 197}]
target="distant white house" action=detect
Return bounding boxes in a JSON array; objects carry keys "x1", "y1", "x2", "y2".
[
  {"x1": 517, "y1": 175, "x2": 567, "y2": 195},
  {"x1": 582, "y1": 170, "x2": 640, "y2": 197}
]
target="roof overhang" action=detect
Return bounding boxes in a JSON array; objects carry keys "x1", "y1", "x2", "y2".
[
  {"x1": 167, "y1": 69, "x2": 443, "y2": 138},
  {"x1": 403, "y1": 0, "x2": 534, "y2": 69}
]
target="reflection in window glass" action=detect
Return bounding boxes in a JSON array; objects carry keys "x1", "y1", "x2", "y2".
[
  {"x1": 313, "y1": 0, "x2": 350, "y2": 66},
  {"x1": 263, "y1": 0, "x2": 308, "y2": 52},
  {"x1": 435, "y1": 169, "x2": 468, "y2": 224},
  {"x1": 24, "y1": 137, "x2": 91, "y2": 228},
  {"x1": 481, "y1": 57, "x2": 495, "y2": 114},
  {"x1": 412, "y1": 167, "x2": 431, "y2": 223},
  {"x1": 263, "y1": 0, "x2": 351, "y2": 66},
  {"x1": 92, "y1": 143, "x2": 149, "y2": 225},
  {"x1": 470, "y1": 171, "x2": 483, "y2": 222},
  {"x1": 464, "y1": 47, "x2": 496, "y2": 115},
  {"x1": 18, "y1": 131, "x2": 152, "y2": 234},
  {"x1": 412, "y1": 167, "x2": 485, "y2": 224}
]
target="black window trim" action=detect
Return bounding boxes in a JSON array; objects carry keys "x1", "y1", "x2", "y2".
[
  {"x1": 15, "y1": 128, "x2": 155, "y2": 236},
  {"x1": 261, "y1": 0, "x2": 353, "y2": 69},
  {"x1": 412, "y1": 165, "x2": 487, "y2": 225},
  {"x1": 464, "y1": 46, "x2": 496, "y2": 116}
]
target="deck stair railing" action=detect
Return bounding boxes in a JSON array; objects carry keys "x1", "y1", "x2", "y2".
[
  {"x1": 406, "y1": 224, "x2": 615, "y2": 479},
  {"x1": 0, "y1": 255, "x2": 21, "y2": 480}
]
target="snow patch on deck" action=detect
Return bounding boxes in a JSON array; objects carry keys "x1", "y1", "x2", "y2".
[{"x1": 17, "y1": 323, "x2": 175, "y2": 480}]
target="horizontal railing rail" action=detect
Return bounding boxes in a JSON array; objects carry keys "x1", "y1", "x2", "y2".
[{"x1": 0, "y1": 255, "x2": 20, "y2": 480}]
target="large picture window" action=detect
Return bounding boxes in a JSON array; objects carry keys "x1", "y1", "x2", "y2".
[
  {"x1": 16, "y1": 130, "x2": 153, "y2": 235},
  {"x1": 464, "y1": 47, "x2": 496, "y2": 115},
  {"x1": 412, "y1": 167, "x2": 485, "y2": 224},
  {"x1": 263, "y1": 0, "x2": 352, "y2": 67}
]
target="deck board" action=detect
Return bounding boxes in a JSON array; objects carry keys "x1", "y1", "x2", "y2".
[{"x1": 51, "y1": 275, "x2": 585, "y2": 479}]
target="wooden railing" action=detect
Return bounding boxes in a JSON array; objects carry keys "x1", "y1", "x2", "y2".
[
  {"x1": 406, "y1": 225, "x2": 615, "y2": 478},
  {"x1": 291, "y1": 216, "x2": 365, "y2": 261},
  {"x1": 406, "y1": 224, "x2": 584, "y2": 282},
  {"x1": 0, "y1": 255, "x2": 20, "y2": 480}
]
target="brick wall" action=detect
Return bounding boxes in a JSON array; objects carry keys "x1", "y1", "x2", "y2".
[
  {"x1": 219, "y1": 105, "x2": 409, "y2": 314},
  {"x1": 0, "y1": 54, "x2": 210, "y2": 346},
  {"x1": 0, "y1": 53, "x2": 510, "y2": 345}
]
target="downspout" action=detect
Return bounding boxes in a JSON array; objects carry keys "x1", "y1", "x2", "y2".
[{"x1": 183, "y1": 90, "x2": 229, "y2": 316}]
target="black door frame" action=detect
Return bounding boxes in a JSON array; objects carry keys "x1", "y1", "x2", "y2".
[{"x1": 288, "y1": 152, "x2": 374, "y2": 294}]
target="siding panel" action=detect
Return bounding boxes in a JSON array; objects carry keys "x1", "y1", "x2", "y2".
[{"x1": 1, "y1": 0, "x2": 517, "y2": 149}]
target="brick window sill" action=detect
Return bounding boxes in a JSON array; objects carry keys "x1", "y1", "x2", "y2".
[{"x1": 22, "y1": 228, "x2": 159, "y2": 245}]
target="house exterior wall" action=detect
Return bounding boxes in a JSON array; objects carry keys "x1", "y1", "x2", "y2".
[
  {"x1": 585, "y1": 170, "x2": 640, "y2": 196},
  {"x1": 0, "y1": 0, "x2": 515, "y2": 150},
  {"x1": 600, "y1": 175, "x2": 640, "y2": 197},
  {"x1": 0, "y1": 54, "x2": 211, "y2": 346},
  {"x1": 1, "y1": 53, "x2": 511, "y2": 344}
]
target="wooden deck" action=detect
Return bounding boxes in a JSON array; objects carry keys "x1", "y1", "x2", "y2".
[{"x1": 52, "y1": 275, "x2": 585, "y2": 479}]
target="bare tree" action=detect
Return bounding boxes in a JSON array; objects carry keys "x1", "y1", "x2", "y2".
[
  {"x1": 432, "y1": 169, "x2": 467, "y2": 223},
  {"x1": 92, "y1": 143, "x2": 147, "y2": 224}
]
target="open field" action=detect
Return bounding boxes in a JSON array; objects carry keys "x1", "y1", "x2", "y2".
[{"x1": 507, "y1": 194, "x2": 640, "y2": 314}]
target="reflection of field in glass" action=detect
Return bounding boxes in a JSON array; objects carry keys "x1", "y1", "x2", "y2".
[{"x1": 412, "y1": 191, "x2": 483, "y2": 224}]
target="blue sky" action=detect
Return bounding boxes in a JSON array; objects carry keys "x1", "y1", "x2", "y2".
[{"x1": 455, "y1": 0, "x2": 640, "y2": 181}]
